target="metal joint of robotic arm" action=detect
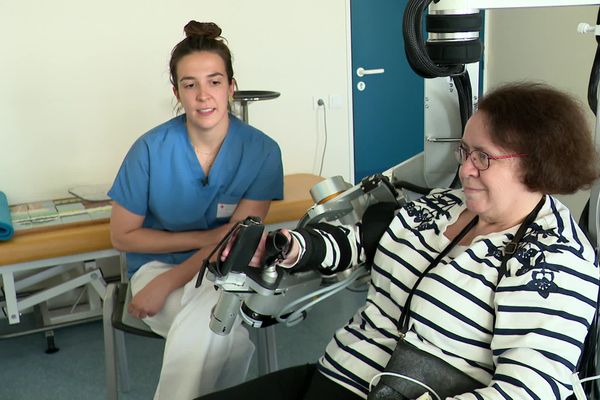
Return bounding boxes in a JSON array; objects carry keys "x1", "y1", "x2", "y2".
[{"x1": 299, "y1": 173, "x2": 404, "y2": 227}]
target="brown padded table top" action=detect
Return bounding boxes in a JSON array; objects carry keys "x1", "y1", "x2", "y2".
[{"x1": 0, "y1": 173, "x2": 323, "y2": 266}]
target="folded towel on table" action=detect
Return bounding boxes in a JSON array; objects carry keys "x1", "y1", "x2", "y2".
[{"x1": 0, "y1": 191, "x2": 15, "y2": 241}]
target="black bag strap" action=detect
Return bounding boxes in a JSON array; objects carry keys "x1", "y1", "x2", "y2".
[
  {"x1": 399, "y1": 215, "x2": 478, "y2": 333},
  {"x1": 399, "y1": 195, "x2": 546, "y2": 334},
  {"x1": 497, "y1": 195, "x2": 546, "y2": 282}
]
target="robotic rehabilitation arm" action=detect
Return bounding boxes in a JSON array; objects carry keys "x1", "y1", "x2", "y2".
[
  {"x1": 197, "y1": 216, "x2": 326, "y2": 335},
  {"x1": 200, "y1": 173, "x2": 406, "y2": 336}
]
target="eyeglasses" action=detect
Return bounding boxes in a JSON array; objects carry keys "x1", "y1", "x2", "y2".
[{"x1": 454, "y1": 145, "x2": 527, "y2": 171}]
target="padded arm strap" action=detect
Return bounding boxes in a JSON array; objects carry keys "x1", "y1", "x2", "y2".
[
  {"x1": 361, "y1": 202, "x2": 400, "y2": 265},
  {"x1": 293, "y1": 202, "x2": 399, "y2": 273}
]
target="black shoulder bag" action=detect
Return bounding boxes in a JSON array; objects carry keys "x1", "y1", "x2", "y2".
[{"x1": 368, "y1": 196, "x2": 545, "y2": 400}]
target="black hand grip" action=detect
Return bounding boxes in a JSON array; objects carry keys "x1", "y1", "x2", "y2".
[
  {"x1": 216, "y1": 223, "x2": 265, "y2": 275},
  {"x1": 263, "y1": 230, "x2": 291, "y2": 266},
  {"x1": 195, "y1": 216, "x2": 264, "y2": 288}
]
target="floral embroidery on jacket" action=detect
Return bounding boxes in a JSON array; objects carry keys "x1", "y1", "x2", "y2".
[
  {"x1": 511, "y1": 227, "x2": 565, "y2": 298},
  {"x1": 406, "y1": 190, "x2": 462, "y2": 235}
]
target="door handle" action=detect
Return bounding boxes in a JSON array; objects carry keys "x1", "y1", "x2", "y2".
[{"x1": 356, "y1": 67, "x2": 385, "y2": 77}]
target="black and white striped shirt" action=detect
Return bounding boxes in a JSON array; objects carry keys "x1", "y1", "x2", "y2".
[{"x1": 293, "y1": 189, "x2": 599, "y2": 399}]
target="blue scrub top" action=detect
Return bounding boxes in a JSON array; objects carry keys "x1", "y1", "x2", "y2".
[{"x1": 108, "y1": 114, "x2": 284, "y2": 275}]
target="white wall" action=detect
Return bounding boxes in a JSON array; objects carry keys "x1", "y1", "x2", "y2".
[
  {"x1": 484, "y1": 5, "x2": 599, "y2": 219},
  {"x1": 0, "y1": 0, "x2": 351, "y2": 204},
  {"x1": 4, "y1": 1, "x2": 597, "y2": 218}
]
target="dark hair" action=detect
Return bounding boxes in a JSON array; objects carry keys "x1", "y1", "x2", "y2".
[
  {"x1": 169, "y1": 21, "x2": 234, "y2": 88},
  {"x1": 477, "y1": 82, "x2": 599, "y2": 194}
]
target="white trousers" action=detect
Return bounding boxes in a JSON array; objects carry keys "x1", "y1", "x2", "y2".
[{"x1": 130, "y1": 261, "x2": 255, "y2": 400}]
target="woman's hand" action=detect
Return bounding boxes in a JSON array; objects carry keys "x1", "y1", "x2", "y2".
[
  {"x1": 128, "y1": 273, "x2": 174, "y2": 318},
  {"x1": 219, "y1": 231, "x2": 267, "y2": 267}
]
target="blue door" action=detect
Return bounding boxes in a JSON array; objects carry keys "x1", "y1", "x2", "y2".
[{"x1": 351, "y1": 0, "x2": 424, "y2": 183}]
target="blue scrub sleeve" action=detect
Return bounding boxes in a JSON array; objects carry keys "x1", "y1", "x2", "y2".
[
  {"x1": 244, "y1": 144, "x2": 284, "y2": 201},
  {"x1": 108, "y1": 139, "x2": 151, "y2": 216}
]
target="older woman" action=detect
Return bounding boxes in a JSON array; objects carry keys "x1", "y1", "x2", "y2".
[{"x1": 200, "y1": 82, "x2": 600, "y2": 400}]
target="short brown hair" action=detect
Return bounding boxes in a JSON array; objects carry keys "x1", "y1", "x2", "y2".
[{"x1": 477, "y1": 82, "x2": 599, "y2": 194}]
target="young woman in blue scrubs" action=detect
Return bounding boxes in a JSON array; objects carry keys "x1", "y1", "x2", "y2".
[{"x1": 108, "y1": 21, "x2": 283, "y2": 399}]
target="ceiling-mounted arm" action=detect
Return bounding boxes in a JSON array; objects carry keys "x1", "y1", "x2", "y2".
[{"x1": 425, "y1": 0, "x2": 600, "y2": 66}]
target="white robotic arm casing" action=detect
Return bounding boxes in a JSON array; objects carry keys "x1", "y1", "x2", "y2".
[
  {"x1": 421, "y1": 0, "x2": 600, "y2": 189},
  {"x1": 430, "y1": 0, "x2": 600, "y2": 11}
]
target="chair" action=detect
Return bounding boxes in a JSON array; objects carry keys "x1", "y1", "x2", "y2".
[
  {"x1": 102, "y1": 255, "x2": 161, "y2": 400},
  {"x1": 102, "y1": 254, "x2": 279, "y2": 400},
  {"x1": 571, "y1": 199, "x2": 600, "y2": 400}
]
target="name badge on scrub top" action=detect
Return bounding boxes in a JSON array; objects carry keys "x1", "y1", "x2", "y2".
[{"x1": 217, "y1": 203, "x2": 237, "y2": 219}]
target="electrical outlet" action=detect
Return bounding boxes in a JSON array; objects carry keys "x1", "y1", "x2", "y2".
[{"x1": 313, "y1": 96, "x2": 327, "y2": 110}]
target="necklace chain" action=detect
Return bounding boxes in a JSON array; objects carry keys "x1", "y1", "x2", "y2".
[{"x1": 193, "y1": 145, "x2": 217, "y2": 157}]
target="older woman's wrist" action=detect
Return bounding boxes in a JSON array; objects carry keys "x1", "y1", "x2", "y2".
[{"x1": 278, "y1": 232, "x2": 301, "y2": 268}]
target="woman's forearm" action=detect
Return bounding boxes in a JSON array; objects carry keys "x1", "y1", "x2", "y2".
[
  {"x1": 110, "y1": 223, "x2": 233, "y2": 254},
  {"x1": 291, "y1": 223, "x2": 363, "y2": 273},
  {"x1": 160, "y1": 247, "x2": 214, "y2": 291}
]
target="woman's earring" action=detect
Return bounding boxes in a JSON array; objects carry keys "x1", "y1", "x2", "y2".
[{"x1": 172, "y1": 98, "x2": 183, "y2": 115}]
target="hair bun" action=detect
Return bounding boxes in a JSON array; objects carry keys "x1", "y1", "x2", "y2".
[{"x1": 184, "y1": 21, "x2": 222, "y2": 40}]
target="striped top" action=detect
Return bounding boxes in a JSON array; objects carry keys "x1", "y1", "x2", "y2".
[{"x1": 293, "y1": 189, "x2": 599, "y2": 399}]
